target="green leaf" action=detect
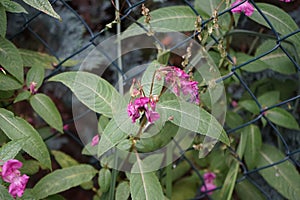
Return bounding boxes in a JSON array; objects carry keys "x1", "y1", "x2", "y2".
[
  {"x1": 0, "y1": 73, "x2": 22, "y2": 91},
  {"x1": 157, "y1": 100, "x2": 230, "y2": 145},
  {"x1": 0, "y1": 137, "x2": 27, "y2": 161},
  {"x1": 135, "y1": 122, "x2": 178, "y2": 153},
  {"x1": 22, "y1": 0, "x2": 61, "y2": 20},
  {"x1": 194, "y1": 0, "x2": 220, "y2": 17},
  {"x1": 14, "y1": 90, "x2": 31, "y2": 103},
  {"x1": 98, "y1": 168, "x2": 111, "y2": 193},
  {"x1": 26, "y1": 65, "x2": 45, "y2": 89},
  {"x1": 256, "y1": 40, "x2": 297, "y2": 75},
  {"x1": 236, "y1": 53, "x2": 269, "y2": 72},
  {"x1": 30, "y1": 93, "x2": 63, "y2": 133},
  {"x1": 97, "y1": 117, "x2": 130, "y2": 157},
  {"x1": 0, "y1": 0, "x2": 27, "y2": 13},
  {"x1": 130, "y1": 172, "x2": 164, "y2": 200},
  {"x1": 257, "y1": 144, "x2": 300, "y2": 200},
  {"x1": 51, "y1": 150, "x2": 79, "y2": 168},
  {"x1": 0, "y1": 5, "x2": 7, "y2": 37},
  {"x1": 122, "y1": 6, "x2": 198, "y2": 39},
  {"x1": 32, "y1": 165, "x2": 97, "y2": 199},
  {"x1": 0, "y1": 36, "x2": 23, "y2": 82},
  {"x1": 98, "y1": 115, "x2": 109, "y2": 133},
  {"x1": 225, "y1": 111, "x2": 243, "y2": 129},
  {"x1": 0, "y1": 184, "x2": 14, "y2": 200},
  {"x1": 249, "y1": 3, "x2": 300, "y2": 47},
  {"x1": 243, "y1": 125, "x2": 262, "y2": 170},
  {"x1": 236, "y1": 179, "x2": 266, "y2": 200},
  {"x1": 257, "y1": 91, "x2": 280, "y2": 108},
  {"x1": 239, "y1": 99, "x2": 260, "y2": 115},
  {"x1": 0, "y1": 108, "x2": 51, "y2": 169},
  {"x1": 19, "y1": 49, "x2": 75, "y2": 69},
  {"x1": 265, "y1": 107, "x2": 299, "y2": 130},
  {"x1": 116, "y1": 181, "x2": 130, "y2": 200},
  {"x1": 20, "y1": 159, "x2": 40, "y2": 175},
  {"x1": 44, "y1": 194, "x2": 66, "y2": 200},
  {"x1": 171, "y1": 172, "x2": 199, "y2": 200},
  {"x1": 141, "y1": 60, "x2": 163, "y2": 96},
  {"x1": 48, "y1": 71, "x2": 122, "y2": 118}
]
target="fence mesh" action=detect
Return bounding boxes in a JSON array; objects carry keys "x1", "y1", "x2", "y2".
[{"x1": 7, "y1": 0, "x2": 300, "y2": 199}]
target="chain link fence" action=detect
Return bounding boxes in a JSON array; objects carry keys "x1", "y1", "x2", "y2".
[{"x1": 7, "y1": 0, "x2": 300, "y2": 199}]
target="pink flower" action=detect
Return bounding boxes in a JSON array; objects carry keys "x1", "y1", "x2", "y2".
[
  {"x1": 231, "y1": 100, "x2": 238, "y2": 108},
  {"x1": 8, "y1": 174, "x2": 29, "y2": 198},
  {"x1": 203, "y1": 172, "x2": 216, "y2": 183},
  {"x1": 127, "y1": 97, "x2": 160, "y2": 124},
  {"x1": 280, "y1": 0, "x2": 292, "y2": 2},
  {"x1": 200, "y1": 172, "x2": 217, "y2": 195},
  {"x1": 1, "y1": 159, "x2": 29, "y2": 198},
  {"x1": 200, "y1": 182, "x2": 217, "y2": 195},
  {"x1": 29, "y1": 81, "x2": 37, "y2": 94},
  {"x1": 91, "y1": 135, "x2": 99, "y2": 146},
  {"x1": 163, "y1": 66, "x2": 200, "y2": 104},
  {"x1": 231, "y1": 0, "x2": 254, "y2": 16}
]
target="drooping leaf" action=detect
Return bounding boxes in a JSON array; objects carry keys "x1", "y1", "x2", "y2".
[
  {"x1": 32, "y1": 165, "x2": 97, "y2": 199},
  {"x1": 122, "y1": 6, "x2": 198, "y2": 39},
  {"x1": 0, "y1": 73, "x2": 22, "y2": 91},
  {"x1": 141, "y1": 60, "x2": 164, "y2": 96},
  {"x1": 249, "y1": 3, "x2": 300, "y2": 47},
  {"x1": 30, "y1": 93, "x2": 63, "y2": 133},
  {"x1": 98, "y1": 168, "x2": 111, "y2": 193},
  {"x1": 22, "y1": 0, "x2": 61, "y2": 20},
  {"x1": 0, "y1": 137, "x2": 27, "y2": 161},
  {"x1": 0, "y1": 108, "x2": 51, "y2": 169},
  {"x1": 51, "y1": 150, "x2": 79, "y2": 168},
  {"x1": 265, "y1": 107, "x2": 299, "y2": 130},
  {"x1": 14, "y1": 90, "x2": 31, "y2": 103},
  {"x1": 0, "y1": 6, "x2": 6, "y2": 37},
  {"x1": 19, "y1": 49, "x2": 76, "y2": 69},
  {"x1": 116, "y1": 181, "x2": 130, "y2": 200},
  {"x1": 26, "y1": 65, "x2": 45, "y2": 89},
  {"x1": 157, "y1": 100, "x2": 230, "y2": 145},
  {"x1": 0, "y1": 185, "x2": 14, "y2": 200},
  {"x1": 243, "y1": 125, "x2": 262, "y2": 170},
  {"x1": 0, "y1": 36, "x2": 23, "y2": 82},
  {"x1": 0, "y1": 0, "x2": 27, "y2": 13},
  {"x1": 49, "y1": 71, "x2": 122, "y2": 118},
  {"x1": 257, "y1": 144, "x2": 300, "y2": 200}
]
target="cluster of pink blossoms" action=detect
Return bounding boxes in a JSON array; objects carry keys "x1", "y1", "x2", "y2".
[
  {"x1": 231, "y1": 0, "x2": 292, "y2": 16},
  {"x1": 200, "y1": 172, "x2": 217, "y2": 195},
  {"x1": 127, "y1": 97, "x2": 160, "y2": 123},
  {"x1": 1, "y1": 159, "x2": 29, "y2": 198},
  {"x1": 161, "y1": 66, "x2": 200, "y2": 104},
  {"x1": 231, "y1": 0, "x2": 254, "y2": 16}
]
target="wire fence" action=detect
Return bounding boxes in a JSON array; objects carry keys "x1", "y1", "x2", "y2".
[{"x1": 7, "y1": 0, "x2": 300, "y2": 199}]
